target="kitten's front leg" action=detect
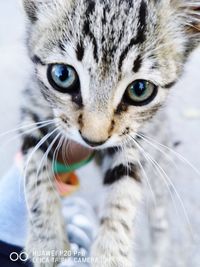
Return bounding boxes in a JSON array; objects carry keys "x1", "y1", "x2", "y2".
[
  {"x1": 148, "y1": 172, "x2": 169, "y2": 267},
  {"x1": 92, "y1": 149, "x2": 142, "y2": 267},
  {"x1": 23, "y1": 149, "x2": 69, "y2": 267}
]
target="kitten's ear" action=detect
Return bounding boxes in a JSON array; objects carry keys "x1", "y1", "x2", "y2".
[
  {"x1": 23, "y1": 0, "x2": 51, "y2": 22},
  {"x1": 23, "y1": 0, "x2": 38, "y2": 22},
  {"x1": 173, "y1": 1, "x2": 200, "y2": 52}
]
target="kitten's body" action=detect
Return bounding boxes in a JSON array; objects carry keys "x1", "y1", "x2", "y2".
[{"x1": 20, "y1": 1, "x2": 200, "y2": 266}]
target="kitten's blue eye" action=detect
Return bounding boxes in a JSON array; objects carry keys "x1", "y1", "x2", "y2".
[
  {"x1": 125, "y1": 80, "x2": 157, "y2": 106},
  {"x1": 47, "y1": 64, "x2": 80, "y2": 93}
]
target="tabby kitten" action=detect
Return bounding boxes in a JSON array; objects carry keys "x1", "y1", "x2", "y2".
[{"x1": 20, "y1": 0, "x2": 200, "y2": 266}]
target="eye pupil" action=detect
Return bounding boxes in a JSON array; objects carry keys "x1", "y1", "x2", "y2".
[
  {"x1": 132, "y1": 81, "x2": 146, "y2": 97},
  {"x1": 55, "y1": 65, "x2": 69, "y2": 82}
]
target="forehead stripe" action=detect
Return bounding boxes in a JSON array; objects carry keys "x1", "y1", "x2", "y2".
[
  {"x1": 83, "y1": 22, "x2": 98, "y2": 62},
  {"x1": 80, "y1": 0, "x2": 98, "y2": 62},
  {"x1": 118, "y1": 1, "x2": 147, "y2": 71},
  {"x1": 76, "y1": 41, "x2": 85, "y2": 61},
  {"x1": 133, "y1": 55, "x2": 142, "y2": 72},
  {"x1": 85, "y1": 0, "x2": 95, "y2": 15},
  {"x1": 137, "y1": 0, "x2": 147, "y2": 44}
]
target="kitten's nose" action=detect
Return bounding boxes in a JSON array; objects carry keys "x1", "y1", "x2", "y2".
[
  {"x1": 81, "y1": 135, "x2": 107, "y2": 147},
  {"x1": 79, "y1": 112, "x2": 111, "y2": 147}
]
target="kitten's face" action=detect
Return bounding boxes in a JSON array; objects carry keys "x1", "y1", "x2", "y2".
[{"x1": 24, "y1": 0, "x2": 200, "y2": 149}]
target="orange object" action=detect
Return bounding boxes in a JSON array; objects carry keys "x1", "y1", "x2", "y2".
[
  {"x1": 55, "y1": 172, "x2": 80, "y2": 197},
  {"x1": 15, "y1": 152, "x2": 80, "y2": 197}
]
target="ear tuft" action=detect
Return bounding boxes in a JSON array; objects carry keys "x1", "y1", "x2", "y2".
[
  {"x1": 174, "y1": 1, "x2": 200, "y2": 52},
  {"x1": 23, "y1": 0, "x2": 38, "y2": 23},
  {"x1": 182, "y1": 2, "x2": 200, "y2": 33}
]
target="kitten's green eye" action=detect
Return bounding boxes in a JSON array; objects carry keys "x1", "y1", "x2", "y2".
[
  {"x1": 125, "y1": 80, "x2": 157, "y2": 106},
  {"x1": 47, "y1": 64, "x2": 80, "y2": 93}
]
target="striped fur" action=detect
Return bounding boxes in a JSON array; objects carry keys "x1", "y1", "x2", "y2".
[{"x1": 21, "y1": 0, "x2": 200, "y2": 266}]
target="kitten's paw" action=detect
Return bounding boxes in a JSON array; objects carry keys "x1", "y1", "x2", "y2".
[{"x1": 91, "y1": 232, "x2": 133, "y2": 267}]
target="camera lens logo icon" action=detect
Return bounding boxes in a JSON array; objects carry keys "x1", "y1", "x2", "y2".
[{"x1": 10, "y1": 252, "x2": 28, "y2": 262}]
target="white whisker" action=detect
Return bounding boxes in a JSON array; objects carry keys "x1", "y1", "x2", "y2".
[
  {"x1": 0, "y1": 119, "x2": 56, "y2": 139},
  {"x1": 137, "y1": 158, "x2": 156, "y2": 205},
  {"x1": 0, "y1": 121, "x2": 56, "y2": 152},
  {"x1": 35, "y1": 132, "x2": 62, "y2": 199},
  {"x1": 23, "y1": 127, "x2": 60, "y2": 218},
  {"x1": 51, "y1": 134, "x2": 65, "y2": 186},
  {"x1": 136, "y1": 133, "x2": 178, "y2": 171},
  {"x1": 128, "y1": 134, "x2": 194, "y2": 237},
  {"x1": 139, "y1": 133, "x2": 200, "y2": 178}
]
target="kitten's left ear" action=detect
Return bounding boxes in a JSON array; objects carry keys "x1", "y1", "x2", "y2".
[{"x1": 173, "y1": 1, "x2": 200, "y2": 52}]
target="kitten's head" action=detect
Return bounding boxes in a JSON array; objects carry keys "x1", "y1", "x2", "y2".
[{"x1": 23, "y1": 0, "x2": 200, "y2": 148}]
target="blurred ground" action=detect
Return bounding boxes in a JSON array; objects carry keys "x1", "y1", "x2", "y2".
[{"x1": 0, "y1": 1, "x2": 200, "y2": 267}]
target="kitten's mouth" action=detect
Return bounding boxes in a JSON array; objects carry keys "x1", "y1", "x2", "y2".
[
  {"x1": 81, "y1": 136, "x2": 108, "y2": 148},
  {"x1": 79, "y1": 130, "x2": 110, "y2": 149}
]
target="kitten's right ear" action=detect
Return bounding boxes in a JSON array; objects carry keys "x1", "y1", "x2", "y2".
[{"x1": 23, "y1": 0, "x2": 38, "y2": 22}]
